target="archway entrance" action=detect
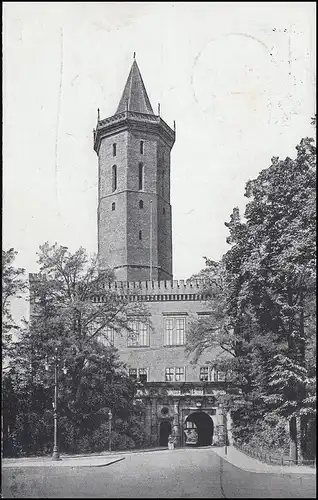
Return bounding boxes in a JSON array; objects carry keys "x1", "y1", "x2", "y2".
[
  {"x1": 184, "y1": 412, "x2": 213, "y2": 446},
  {"x1": 159, "y1": 420, "x2": 172, "y2": 447}
]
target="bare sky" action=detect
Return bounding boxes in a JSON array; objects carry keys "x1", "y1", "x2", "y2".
[{"x1": 3, "y1": 2, "x2": 316, "y2": 295}]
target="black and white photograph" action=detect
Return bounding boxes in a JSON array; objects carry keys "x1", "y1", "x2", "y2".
[{"x1": 2, "y1": 2, "x2": 316, "y2": 498}]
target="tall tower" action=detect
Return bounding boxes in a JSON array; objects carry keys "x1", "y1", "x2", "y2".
[{"x1": 94, "y1": 58, "x2": 175, "y2": 281}]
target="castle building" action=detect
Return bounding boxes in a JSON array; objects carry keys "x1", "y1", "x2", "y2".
[{"x1": 93, "y1": 57, "x2": 230, "y2": 448}]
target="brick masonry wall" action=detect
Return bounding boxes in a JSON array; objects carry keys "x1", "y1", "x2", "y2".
[
  {"x1": 114, "y1": 297, "x2": 223, "y2": 382},
  {"x1": 97, "y1": 125, "x2": 173, "y2": 280},
  {"x1": 157, "y1": 139, "x2": 172, "y2": 280},
  {"x1": 98, "y1": 131, "x2": 128, "y2": 270}
]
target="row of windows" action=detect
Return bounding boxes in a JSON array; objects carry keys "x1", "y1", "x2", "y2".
[
  {"x1": 112, "y1": 141, "x2": 144, "y2": 157},
  {"x1": 199, "y1": 366, "x2": 225, "y2": 382},
  {"x1": 127, "y1": 320, "x2": 149, "y2": 346},
  {"x1": 111, "y1": 164, "x2": 144, "y2": 192},
  {"x1": 127, "y1": 318, "x2": 186, "y2": 347},
  {"x1": 129, "y1": 367, "x2": 148, "y2": 382},
  {"x1": 97, "y1": 318, "x2": 186, "y2": 348},
  {"x1": 165, "y1": 367, "x2": 185, "y2": 382},
  {"x1": 128, "y1": 366, "x2": 225, "y2": 383}
]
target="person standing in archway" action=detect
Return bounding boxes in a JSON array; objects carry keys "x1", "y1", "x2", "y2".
[{"x1": 168, "y1": 434, "x2": 175, "y2": 450}]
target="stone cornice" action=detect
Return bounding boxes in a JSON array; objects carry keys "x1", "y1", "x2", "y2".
[
  {"x1": 135, "y1": 381, "x2": 228, "y2": 399},
  {"x1": 93, "y1": 111, "x2": 175, "y2": 153}
]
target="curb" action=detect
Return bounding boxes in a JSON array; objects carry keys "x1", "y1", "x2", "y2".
[
  {"x1": 2, "y1": 456, "x2": 126, "y2": 469},
  {"x1": 79, "y1": 457, "x2": 126, "y2": 468},
  {"x1": 60, "y1": 447, "x2": 168, "y2": 459},
  {"x1": 212, "y1": 448, "x2": 316, "y2": 475},
  {"x1": 2, "y1": 447, "x2": 167, "y2": 464}
]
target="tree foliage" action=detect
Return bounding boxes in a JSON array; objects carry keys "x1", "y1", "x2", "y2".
[
  {"x1": 2, "y1": 248, "x2": 27, "y2": 355},
  {"x1": 3, "y1": 243, "x2": 148, "y2": 456},
  {"x1": 187, "y1": 130, "x2": 316, "y2": 459}
]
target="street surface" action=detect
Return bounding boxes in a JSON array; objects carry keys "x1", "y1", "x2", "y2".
[{"x1": 2, "y1": 447, "x2": 316, "y2": 498}]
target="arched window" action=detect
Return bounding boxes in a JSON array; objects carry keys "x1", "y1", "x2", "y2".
[
  {"x1": 140, "y1": 141, "x2": 144, "y2": 154},
  {"x1": 139, "y1": 200, "x2": 144, "y2": 209},
  {"x1": 111, "y1": 202, "x2": 116, "y2": 211},
  {"x1": 138, "y1": 163, "x2": 143, "y2": 190},
  {"x1": 112, "y1": 165, "x2": 117, "y2": 192},
  {"x1": 139, "y1": 230, "x2": 142, "y2": 240},
  {"x1": 113, "y1": 143, "x2": 117, "y2": 157},
  {"x1": 163, "y1": 207, "x2": 166, "y2": 215}
]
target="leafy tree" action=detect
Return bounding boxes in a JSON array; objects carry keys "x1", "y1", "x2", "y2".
[
  {"x1": 187, "y1": 129, "x2": 316, "y2": 461},
  {"x1": 242, "y1": 137, "x2": 316, "y2": 461},
  {"x1": 2, "y1": 248, "x2": 27, "y2": 355},
  {"x1": 3, "y1": 243, "x2": 147, "y2": 456},
  {"x1": 2, "y1": 249, "x2": 28, "y2": 456}
]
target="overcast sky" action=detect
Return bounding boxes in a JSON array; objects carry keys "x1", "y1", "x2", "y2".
[{"x1": 3, "y1": 2, "x2": 316, "y2": 313}]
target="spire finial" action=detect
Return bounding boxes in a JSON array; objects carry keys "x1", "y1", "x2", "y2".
[
  {"x1": 173, "y1": 120, "x2": 176, "y2": 132},
  {"x1": 158, "y1": 103, "x2": 160, "y2": 116},
  {"x1": 133, "y1": 52, "x2": 136, "y2": 60},
  {"x1": 97, "y1": 108, "x2": 100, "y2": 122}
]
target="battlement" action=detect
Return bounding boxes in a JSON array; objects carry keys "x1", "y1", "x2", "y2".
[
  {"x1": 29, "y1": 274, "x2": 210, "y2": 300},
  {"x1": 29, "y1": 274, "x2": 205, "y2": 291},
  {"x1": 99, "y1": 279, "x2": 205, "y2": 295}
]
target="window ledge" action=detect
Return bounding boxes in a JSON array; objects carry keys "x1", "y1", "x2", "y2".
[
  {"x1": 127, "y1": 345, "x2": 150, "y2": 348},
  {"x1": 163, "y1": 344, "x2": 185, "y2": 348}
]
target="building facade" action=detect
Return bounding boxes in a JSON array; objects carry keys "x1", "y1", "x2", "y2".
[{"x1": 93, "y1": 58, "x2": 230, "y2": 448}]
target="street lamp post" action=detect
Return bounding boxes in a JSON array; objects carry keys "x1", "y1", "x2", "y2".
[
  {"x1": 45, "y1": 348, "x2": 67, "y2": 461},
  {"x1": 223, "y1": 410, "x2": 228, "y2": 456},
  {"x1": 108, "y1": 410, "x2": 112, "y2": 452}
]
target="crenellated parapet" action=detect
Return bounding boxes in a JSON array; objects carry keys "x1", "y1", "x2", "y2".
[
  {"x1": 29, "y1": 275, "x2": 205, "y2": 290},
  {"x1": 98, "y1": 279, "x2": 204, "y2": 293},
  {"x1": 92, "y1": 278, "x2": 211, "y2": 302},
  {"x1": 28, "y1": 274, "x2": 211, "y2": 303}
]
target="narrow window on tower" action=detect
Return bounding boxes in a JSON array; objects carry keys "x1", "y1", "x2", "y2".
[
  {"x1": 139, "y1": 230, "x2": 142, "y2": 240},
  {"x1": 139, "y1": 200, "x2": 144, "y2": 209},
  {"x1": 111, "y1": 202, "x2": 116, "y2": 211},
  {"x1": 113, "y1": 143, "x2": 117, "y2": 157},
  {"x1": 162, "y1": 170, "x2": 165, "y2": 198},
  {"x1": 140, "y1": 141, "x2": 144, "y2": 154},
  {"x1": 138, "y1": 163, "x2": 143, "y2": 190},
  {"x1": 112, "y1": 165, "x2": 117, "y2": 192}
]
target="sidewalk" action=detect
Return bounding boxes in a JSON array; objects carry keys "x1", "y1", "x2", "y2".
[
  {"x1": 1, "y1": 446, "x2": 167, "y2": 468},
  {"x1": 212, "y1": 445, "x2": 316, "y2": 475},
  {"x1": 2, "y1": 446, "x2": 316, "y2": 473},
  {"x1": 1, "y1": 455, "x2": 125, "y2": 468}
]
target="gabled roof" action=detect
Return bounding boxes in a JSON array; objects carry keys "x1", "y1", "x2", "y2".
[{"x1": 116, "y1": 59, "x2": 154, "y2": 115}]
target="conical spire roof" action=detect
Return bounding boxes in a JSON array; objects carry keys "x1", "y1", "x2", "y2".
[{"x1": 116, "y1": 59, "x2": 154, "y2": 115}]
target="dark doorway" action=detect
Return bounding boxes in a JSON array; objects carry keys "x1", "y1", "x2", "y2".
[
  {"x1": 185, "y1": 412, "x2": 213, "y2": 446},
  {"x1": 159, "y1": 420, "x2": 172, "y2": 447}
]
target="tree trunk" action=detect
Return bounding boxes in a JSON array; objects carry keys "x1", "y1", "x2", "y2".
[
  {"x1": 300, "y1": 414, "x2": 308, "y2": 460},
  {"x1": 307, "y1": 416, "x2": 316, "y2": 460},
  {"x1": 289, "y1": 416, "x2": 298, "y2": 463}
]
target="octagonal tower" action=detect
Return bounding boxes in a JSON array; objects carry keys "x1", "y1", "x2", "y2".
[{"x1": 94, "y1": 58, "x2": 175, "y2": 281}]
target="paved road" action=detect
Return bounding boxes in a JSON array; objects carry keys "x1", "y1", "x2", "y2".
[{"x1": 2, "y1": 448, "x2": 316, "y2": 498}]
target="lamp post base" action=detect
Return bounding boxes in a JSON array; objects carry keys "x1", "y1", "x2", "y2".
[{"x1": 52, "y1": 447, "x2": 62, "y2": 461}]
